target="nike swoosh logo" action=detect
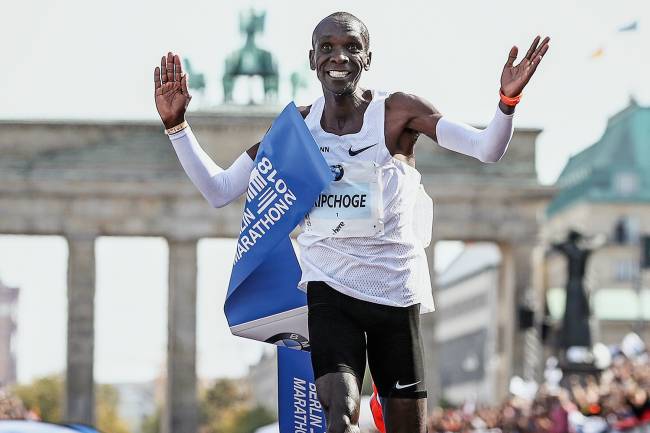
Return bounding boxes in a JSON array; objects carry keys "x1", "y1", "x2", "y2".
[
  {"x1": 348, "y1": 143, "x2": 378, "y2": 157},
  {"x1": 394, "y1": 380, "x2": 421, "y2": 390}
]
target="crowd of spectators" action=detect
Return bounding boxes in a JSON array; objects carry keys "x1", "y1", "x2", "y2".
[
  {"x1": 427, "y1": 336, "x2": 650, "y2": 433},
  {"x1": 3, "y1": 337, "x2": 649, "y2": 433}
]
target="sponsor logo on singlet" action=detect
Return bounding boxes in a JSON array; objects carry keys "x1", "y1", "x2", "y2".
[
  {"x1": 329, "y1": 164, "x2": 344, "y2": 181},
  {"x1": 332, "y1": 221, "x2": 345, "y2": 235},
  {"x1": 348, "y1": 143, "x2": 378, "y2": 157}
]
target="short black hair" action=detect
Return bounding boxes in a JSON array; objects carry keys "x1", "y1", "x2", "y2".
[{"x1": 312, "y1": 12, "x2": 370, "y2": 50}]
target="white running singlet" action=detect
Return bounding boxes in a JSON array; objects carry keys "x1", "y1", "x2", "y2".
[{"x1": 297, "y1": 90, "x2": 435, "y2": 312}]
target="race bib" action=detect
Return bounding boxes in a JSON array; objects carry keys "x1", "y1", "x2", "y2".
[{"x1": 304, "y1": 161, "x2": 384, "y2": 237}]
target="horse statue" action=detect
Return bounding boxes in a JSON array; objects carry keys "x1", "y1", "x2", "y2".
[
  {"x1": 183, "y1": 58, "x2": 206, "y2": 94},
  {"x1": 223, "y1": 9, "x2": 279, "y2": 104}
]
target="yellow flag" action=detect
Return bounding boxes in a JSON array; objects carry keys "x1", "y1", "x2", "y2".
[{"x1": 590, "y1": 47, "x2": 604, "y2": 59}]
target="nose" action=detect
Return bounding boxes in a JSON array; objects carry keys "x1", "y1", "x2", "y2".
[{"x1": 329, "y1": 48, "x2": 349, "y2": 64}]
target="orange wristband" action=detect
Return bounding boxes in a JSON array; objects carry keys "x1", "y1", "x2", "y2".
[{"x1": 500, "y1": 90, "x2": 522, "y2": 107}]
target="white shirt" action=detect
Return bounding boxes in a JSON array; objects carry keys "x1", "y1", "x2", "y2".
[{"x1": 297, "y1": 90, "x2": 435, "y2": 312}]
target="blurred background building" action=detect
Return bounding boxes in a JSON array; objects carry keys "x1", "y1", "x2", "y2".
[
  {"x1": 246, "y1": 349, "x2": 277, "y2": 417},
  {"x1": 543, "y1": 98, "x2": 650, "y2": 350},
  {"x1": 435, "y1": 243, "x2": 502, "y2": 404}
]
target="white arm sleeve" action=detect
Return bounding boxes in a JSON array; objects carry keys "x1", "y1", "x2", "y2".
[
  {"x1": 435, "y1": 105, "x2": 514, "y2": 163},
  {"x1": 168, "y1": 126, "x2": 254, "y2": 208}
]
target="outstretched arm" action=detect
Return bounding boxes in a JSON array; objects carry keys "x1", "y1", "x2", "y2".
[
  {"x1": 435, "y1": 107, "x2": 514, "y2": 163},
  {"x1": 390, "y1": 92, "x2": 514, "y2": 163},
  {"x1": 154, "y1": 52, "x2": 256, "y2": 207},
  {"x1": 392, "y1": 36, "x2": 550, "y2": 163},
  {"x1": 168, "y1": 128, "x2": 255, "y2": 208}
]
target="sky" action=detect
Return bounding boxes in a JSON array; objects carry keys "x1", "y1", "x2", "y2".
[
  {"x1": 1, "y1": 0, "x2": 649, "y2": 384},
  {"x1": 4, "y1": 0, "x2": 649, "y2": 183}
]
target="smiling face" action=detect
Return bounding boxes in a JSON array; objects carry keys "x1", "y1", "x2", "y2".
[{"x1": 310, "y1": 14, "x2": 371, "y2": 96}]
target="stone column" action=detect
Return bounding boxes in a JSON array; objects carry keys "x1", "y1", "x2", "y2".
[
  {"x1": 65, "y1": 234, "x2": 96, "y2": 424},
  {"x1": 497, "y1": 242, "x2": 537, "y2": 393},
  {"x1": 421, "y1": 242, "x2": 440, "y2": 403},
  {"x1": 529, "y1": 244, "x2": 548, "y2": 382},
  {"x1": 164, "y1": 238, "x2": 198, "y2": 433},
  {"x1": 514, "y1": 243, "x2": 541, "y2": 382},
  {"x1": 496, "y1": 243, "x2": 516, "y2": 400}
]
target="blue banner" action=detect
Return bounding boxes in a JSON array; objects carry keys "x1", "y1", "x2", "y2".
[
  {"x1": 224, "y1": 103, "x2": 330, "y2": 433},
  {"x1": 278, "y1": 347, "x2": 326, "y2": 433}
]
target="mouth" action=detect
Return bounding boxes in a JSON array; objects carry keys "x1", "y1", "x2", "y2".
[{"x1": 327, "y1": 70, "x2": 351, "y2": 79}]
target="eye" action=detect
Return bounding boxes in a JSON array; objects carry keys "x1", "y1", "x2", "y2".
[
  {"x1": 348, "y1": 44, "x2": 361, "y2": 53},
  {"x1": 320, "y1": 43, "x2": 331, "y2": 52}
]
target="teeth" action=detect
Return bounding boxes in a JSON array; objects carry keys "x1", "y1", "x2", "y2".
[{"x1": 328, "y1": 71, "x2": 349, "y2": 78}]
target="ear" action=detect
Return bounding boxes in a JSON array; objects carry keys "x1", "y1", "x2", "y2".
[
  {"x1": 309, "y1": 49, "x2": 316, "y2": 70},
  {"x1": 364, "y1": 51, "x2": 372, "y2": 71}
]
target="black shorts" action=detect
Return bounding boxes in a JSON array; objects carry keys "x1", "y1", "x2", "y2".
[{"x1": 307, "y1": 281, "x2": 426, "y2": 399}]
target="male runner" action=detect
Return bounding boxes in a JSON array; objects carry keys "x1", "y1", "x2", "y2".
[{"x1": 154, "y1": 12, "x2": 549, "y2": 433}]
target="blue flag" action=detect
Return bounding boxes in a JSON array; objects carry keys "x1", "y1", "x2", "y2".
[
  {"x1": 618, "y1": 21, "x2": 638, "y2": 32},
  {"x1": 224, "y1": 103, "x2": 331, "y2": 432}
]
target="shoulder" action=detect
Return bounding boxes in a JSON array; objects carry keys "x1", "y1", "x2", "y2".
[
  {"x1": 386, "y1": 92, "x2": 438, "y2": 116},
  {"x1": 386, "y1": 91, "x2": 418, "y2": 108},
  {"x1": 297, "y1": 105, "x2": 312, "y2": 119}
]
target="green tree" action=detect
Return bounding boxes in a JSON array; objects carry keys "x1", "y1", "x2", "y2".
[
  {"x1": 229, "y1": 406, "x2": 275, "y2": 433},
  {"x1": 200, "y1": 378, "x2": 247, "y2": 433},
  {"x1": 202, "y1": 379, "x2": 248, "y2": 415},
  {"x1": 12, "y1": 375, "x2": 63, "y2": 422},
  {"x1": 141, "y1": 407, "x2": 161, "y2": 433},
  {"x1": 12, "y1": 375, "x2": 131, "y2": 432},
  {"x1": 199, "y1": 378, "x2": 276, "y2": 433},
  {"x1": 96, "y1": 384, "x2": 130, "y2": 433}
]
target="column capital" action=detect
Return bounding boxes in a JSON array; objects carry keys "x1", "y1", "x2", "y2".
[
  {"x1": 165, "y1": 235, "x2": 201, "y2": 245},
  {"x1": 64, "y1": 231, "x2": 98, "y2": 242}
]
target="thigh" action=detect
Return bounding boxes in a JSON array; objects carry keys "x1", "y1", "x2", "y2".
[
  {"x1": 366, "y1": 303, "x2": 426, "y2": 400},
  {"x1": 307, "y1": 281, "x2": 367, "y2": 388}
]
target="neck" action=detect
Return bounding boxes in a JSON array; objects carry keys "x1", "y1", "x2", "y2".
[{"x1": 322, "y1": 87, "x2": 369, "y2": 122}]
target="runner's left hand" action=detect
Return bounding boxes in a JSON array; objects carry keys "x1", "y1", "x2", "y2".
[{"x1": 500, "y1": 36, "x2": 550, "y2": 97}]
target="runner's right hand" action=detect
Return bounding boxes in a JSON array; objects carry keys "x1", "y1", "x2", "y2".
[{"x1": 154, "y1": 52, "x2": 192, "y2": 129}]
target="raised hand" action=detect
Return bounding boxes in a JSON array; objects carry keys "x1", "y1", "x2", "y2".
[
  {"x1": 154, "y1": 52, "x2": 191, "y2": 129},
  {"x1": 500, "y1": 36, "x2": 550, "y2": 97}
]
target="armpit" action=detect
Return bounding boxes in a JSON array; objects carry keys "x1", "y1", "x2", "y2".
[{"x1": 298, "y1": 105, "x2": 312, "y2": 119}]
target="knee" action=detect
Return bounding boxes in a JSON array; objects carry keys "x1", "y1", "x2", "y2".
[{"x1": 327, "y1": 396, "x2": 360, "y2": 433}]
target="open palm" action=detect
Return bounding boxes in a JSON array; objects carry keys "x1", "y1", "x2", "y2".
[
  {"x1": 154, "y1": 52, "x2": 191, "y2": 129},
  {"x1": 501, "y1": 36, "x2": 550, "y2": 97}
]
